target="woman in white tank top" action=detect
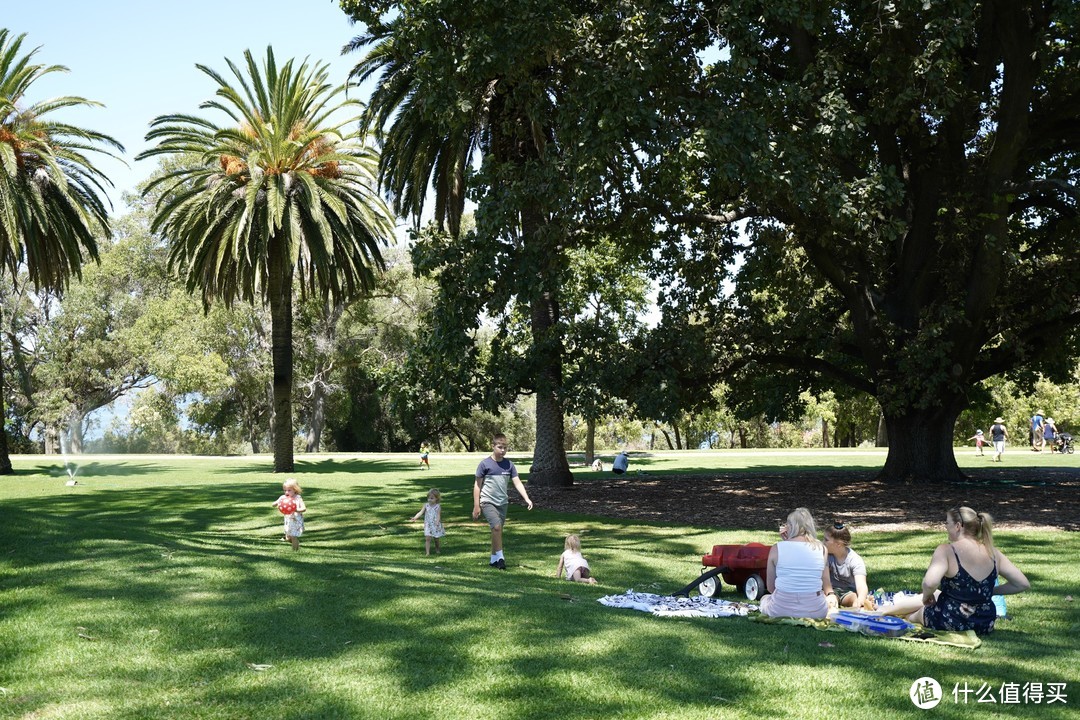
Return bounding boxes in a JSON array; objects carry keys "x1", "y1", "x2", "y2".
[{"x1": 759, "y1": 507, "x2": 833, "y2": 619}]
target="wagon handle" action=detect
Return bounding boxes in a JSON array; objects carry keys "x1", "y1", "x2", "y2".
[{"x1": 672, "y1": 566, "x2": 728, "y2": 598}]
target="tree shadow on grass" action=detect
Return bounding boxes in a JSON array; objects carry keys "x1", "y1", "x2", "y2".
[
  {"x1": 5, "y1": 474, "x2": 1078, "y2": 719},
  {"x1": 20, "y1": 460, "x2": 176, "y2": 479},
  {"x1": 210, "y1": 457, "x2": 420, "y2": 475}
]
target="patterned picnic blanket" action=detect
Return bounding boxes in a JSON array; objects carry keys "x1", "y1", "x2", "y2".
[
  {"x1": 598, "y1": 590, "x2": 981, "y2": 649},
  {"x1": 597, "y1": 590, "x2": 757, "y2": 617}
]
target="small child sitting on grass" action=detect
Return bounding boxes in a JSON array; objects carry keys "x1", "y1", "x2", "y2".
[{"x1": 555, "y1": 534, "x2": 597, "y2": 584}]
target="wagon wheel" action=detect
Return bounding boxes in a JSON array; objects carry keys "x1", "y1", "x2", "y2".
[
  {"x1": 1069, "y1": 445, "x2": 1075, "y2": 454},
  {"x1": 698, "y1": 573, "x2": 721, "y2": 598},
  {"x1": 742, "y1": 573, "x2": 766, "y2": 601}
]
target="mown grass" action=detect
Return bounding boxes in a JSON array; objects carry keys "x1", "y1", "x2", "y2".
[{"x1": 1, "y1": 451, "x2": 1076, "y2": 719}]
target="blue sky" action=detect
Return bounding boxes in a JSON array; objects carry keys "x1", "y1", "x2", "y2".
[{"x1": 8, "y1": 1, "x2": 366, "y2": 210}]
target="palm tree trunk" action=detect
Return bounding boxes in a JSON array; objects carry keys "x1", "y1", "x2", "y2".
[
  {"x1": 0, "y1": 321, "x2": 13, "y2": 474},
  {"x1": 269, "y1": 250, "x2": 295, "y2": 473}
]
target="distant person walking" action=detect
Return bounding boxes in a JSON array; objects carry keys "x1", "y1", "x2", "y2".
[
  {"x1": 473, "y1": 433, "x2": 534, "y2": 570},
  {"x1": 990, "y1": 418, "x2": 1008, "y2": 462},
  {"x1": 1043, "y1": 418, "x2": 1057, "y2": 450},
  {"x1": 1031, "y1": 410, "x2": 1045, "y2": 451}
]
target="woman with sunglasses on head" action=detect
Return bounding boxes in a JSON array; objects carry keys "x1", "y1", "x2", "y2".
[
  {"x1": 824, "y1": 522, "x2": 871, "y2": 610},
  {"x1": 904, "y1": 506, "x2": 1030, "y2": 634},
  {"x1": 760, "y1": 508, "x2": 834, "y2": 619}
]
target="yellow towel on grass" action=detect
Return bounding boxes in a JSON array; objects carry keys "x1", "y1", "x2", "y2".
[{"x1": 748, "y1": 614, "x2": 981, "y2": 649}]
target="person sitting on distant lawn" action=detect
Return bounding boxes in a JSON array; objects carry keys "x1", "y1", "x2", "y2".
[{"x1": 612, "y1": 451, "x2": 629, "y2": 474}]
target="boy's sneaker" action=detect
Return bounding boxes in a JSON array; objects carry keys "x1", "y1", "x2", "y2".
[{"x1": 490, "y1": 558, "x2": 506, "y2": 570}]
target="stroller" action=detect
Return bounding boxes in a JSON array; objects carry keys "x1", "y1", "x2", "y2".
[{"x1": 1054, "y1": 433, "x2": 1074, "y2": 454}]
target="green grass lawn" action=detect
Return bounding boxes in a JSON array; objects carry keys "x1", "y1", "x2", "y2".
[{"x1": 2, "y1": 451, "x2": 1076, "y2": 719}]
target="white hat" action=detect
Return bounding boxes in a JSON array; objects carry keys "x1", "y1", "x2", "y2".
[{"x1": 995, "y1": 417, "x2": 1005, "y2": 423}]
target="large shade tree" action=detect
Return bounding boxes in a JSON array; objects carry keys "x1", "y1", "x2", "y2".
[
  {"x1": 139, "y1": 47, "x2": 394, "y2": 472},
  {"x1": 340, "y1": 0, "x2": 692, "y2": 485},
  {"x1": 628, "y1": 0, "x2": 1080, "y2": 481},
  {"x1": 344, "y1": 1, "x2": 577, "y2": 485},
  {"x1": 0, "y1": 29, "x2": 121, "y2": 473}
]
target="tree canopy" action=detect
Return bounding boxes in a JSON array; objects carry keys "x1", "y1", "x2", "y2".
[{"x1": 602, "y1": 0, "x2": 1080, "y2": 480}]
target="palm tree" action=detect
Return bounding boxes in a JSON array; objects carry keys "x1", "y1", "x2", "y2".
[
  {"x1": 347, "y1": 18, "x2": 575, "y2": 486},
  {"x1": 139, "y1": 47, "x2": 394, "y2": 472},
  {"x1": 0, "y1": 29, "x2": 122, "y2": 474}
]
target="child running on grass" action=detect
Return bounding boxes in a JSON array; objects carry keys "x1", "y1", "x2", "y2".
[
  {"x1": 968, "y1": 429, "x2": 985, "y2": 456},
  {"x1": 273, "y1": 479, "x2": 307, "y2": 551},
  {"x1": 410, "y1": 488, "x2": 445, "y2": 555},
  {"x1": 555, "y1": 534, "x2": 597, "y2": 584}
]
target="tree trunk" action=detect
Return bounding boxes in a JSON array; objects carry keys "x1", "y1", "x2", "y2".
[
  {"x1": 659, "y1": 426, "x2": 675, "y2": 450},
  {"x1": 44, "y1": 424, "x2": 59, "y2": 455},
  {"x1": 584, "y1": 417, "x2": 596, "y2": 464},
  {"x1": 876, "y1": 413, "x2": 888, "y2": 447},
  {"x1": 821, "y1": 418, "x2": 830, "y2": 448},
  {"x1": 674, "y1": 424, "x2": 683, "y2": 450},
  {"x1": 305, "y1": 386, "x2": 326, "y2": 453},
  {"x1": 68, "y1": 414, "x2": 85, "y2": 454},
  {"x1": 451, "y1": 427, "x2": 472, "y2": 452},
  {"x1": 526, "y1": 292, "x2": 573, "y2": 487},
  {"x1": 0, "y1": 332, "x2": 12, "y2": 474},
  {"x1": 304, "y1": 301, "x2": 342, "y2": 454},
  {"x1": 268, "y1": 250, "x2": 295, "y2": 473},
  {"x1": 877, "y1": 407, "x2": 963, "y2": 482}
]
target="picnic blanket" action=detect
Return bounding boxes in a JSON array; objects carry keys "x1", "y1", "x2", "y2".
[
  {"x1": 598, "y1": 590, "x2": 981, "y2": 648},
  {"x1": 598, "y1": 590, "x2": 756, "y2": 617}
]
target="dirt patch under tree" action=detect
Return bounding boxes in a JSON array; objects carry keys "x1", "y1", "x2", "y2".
[{"x1": 526, "y1": 467, "x2": 1080, "y2": 532}]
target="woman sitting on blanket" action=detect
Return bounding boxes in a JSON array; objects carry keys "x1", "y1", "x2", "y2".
[
  {"x1": 825, "y1": 521, "x2": 872, "y2": 610},
  {"x1": 760, "y1": 508, "x2": 834, "y2": 619},
  {"x1": 882, "y1": 506, "x2": 1029, "y2": 635}
]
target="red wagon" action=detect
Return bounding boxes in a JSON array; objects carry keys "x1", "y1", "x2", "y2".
[{"x1": 675, "y1": 542, "x2": 772, "y2": 601}]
